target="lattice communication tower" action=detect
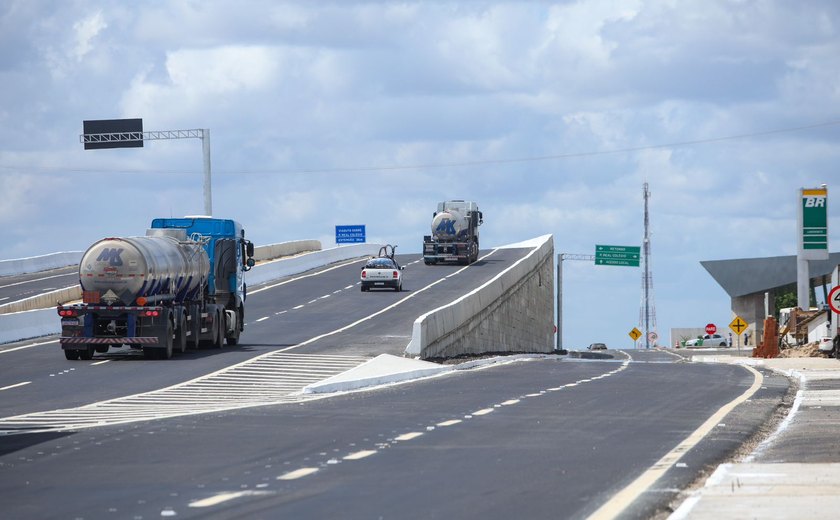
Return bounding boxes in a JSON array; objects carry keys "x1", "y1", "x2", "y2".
[{"x1": 639, "y1": 182, "x2": 658, "y2": 348}]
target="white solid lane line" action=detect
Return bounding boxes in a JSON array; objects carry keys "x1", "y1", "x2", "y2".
[
  {"x1": 587, "y1": 364, "x2": 765, "y2": 520},
  {"x1": 91, "y1": 360, "x2": 110, "y2": 366},
  {"x1": 256, "y1": 317, "x2": 269, "y2": 322},
  {"x1": 0, "y1": 381, "x2": 31, "y2": 391},
  {"x1": 0, "y1": 339, "x2": 60, "y2": 355}
]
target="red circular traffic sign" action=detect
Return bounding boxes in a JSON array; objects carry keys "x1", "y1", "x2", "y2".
[
  {"x1": 829, "y1": 286, "x2": 840, "y2": 314},
  {"x1": 705, "y1": 323, "x2": 717, "y2": 334}
]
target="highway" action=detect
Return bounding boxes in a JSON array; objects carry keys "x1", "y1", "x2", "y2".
[
  {"x1": 0, "y1": 265, "x2": 77, "y2": 305},
  {"x1": 0, "y1": 248, "x2": 788, "y2": 519}
]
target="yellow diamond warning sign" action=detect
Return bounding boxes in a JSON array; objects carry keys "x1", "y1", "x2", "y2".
[
  {"x1": 729, "y1": 316, "x2": 748, "y2": 335},
  {"x1": 629, "y1": 327, "x2": 642, "y2": 341}
]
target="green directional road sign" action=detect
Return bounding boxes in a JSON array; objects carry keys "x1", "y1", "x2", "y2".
[{"x1": 595, "y1": 245, "x2": 641, "y2": 267}]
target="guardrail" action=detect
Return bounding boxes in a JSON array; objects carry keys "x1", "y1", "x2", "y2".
[{"x1": 405, "y1": 234, "x2": 554, "y2": 359}]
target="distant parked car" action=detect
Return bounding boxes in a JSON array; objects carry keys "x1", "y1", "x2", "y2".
[
  {"x1": 685, "y1": 334, "x2": 728, "y2": 347},
  {"x1": 588, "y1": 343, "x2": 607, "y2": 350}
]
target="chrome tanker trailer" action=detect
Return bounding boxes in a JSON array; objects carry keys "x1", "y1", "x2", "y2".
[
  {"x1": 423, "y1": 200, "x2": 482, "y2": 265},
  {"x1": 58, "y1": 217, "x2": 255, "y2": 360}
]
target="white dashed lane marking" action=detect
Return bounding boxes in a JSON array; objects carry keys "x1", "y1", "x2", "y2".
[
  {"x1": 275, "y1": 359, "x2": 630, "y2": 492},
  {"x1": 277, "y1": 467, "x2": 320, "y2": 481}
]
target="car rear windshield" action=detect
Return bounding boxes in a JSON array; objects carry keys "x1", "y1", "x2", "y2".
[{"x1": 365, "y1": 259, "x2": 394, "y2": 269}]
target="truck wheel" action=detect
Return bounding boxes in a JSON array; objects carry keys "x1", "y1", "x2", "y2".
[
  {"x1": 158, "y1": 321, "x2": 174, "y2": 359},
  {"x1": 174, "y1": 317, "x2": 187, "y2": 354},
  {"x1": 64, "y1": 349, "x2": 80, "y2": 361},
  {"x1": 79, "y1": 345, "x2": 95, "y2": 361}
]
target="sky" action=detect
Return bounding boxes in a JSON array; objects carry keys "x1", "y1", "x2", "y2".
[{"x1": 1, "y1": 1, "x2": 839, "y2": 350}]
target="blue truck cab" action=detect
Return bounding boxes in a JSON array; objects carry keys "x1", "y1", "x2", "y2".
[{"x1": 150, "y1": 217, "x2": 255, "y2": 306}]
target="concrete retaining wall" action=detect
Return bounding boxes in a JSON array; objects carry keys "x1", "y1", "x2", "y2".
[
  {"x1": 0, "y1": 251, "x2": 83, "y2": 277},
  {"x1": 405, "y1": 234, "x2": 554, "y2": 359}
]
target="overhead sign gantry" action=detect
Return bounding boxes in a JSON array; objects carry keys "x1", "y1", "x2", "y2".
[{"x1": 81, "y1": 118, "x2": 214, "y2": 215}]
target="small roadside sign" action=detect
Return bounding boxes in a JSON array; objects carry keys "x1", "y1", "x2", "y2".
[
  {"x1": 629, "y1": 327, "x2": 642, "y2": 341},
  {"x1": 705, "y1": 323, "x2": 717, "y2": 334},
  {"x1": 647, "y1": 331, "x2": 658, "y2": 342},
  {"x1": 828, "y1": 286, "x2": 840, "y2": 314},
  {"x1": 335, "y1": 225, "x2": 366, "y2": 244},
  {"x1": 729, "y1": 316, "x2": 748, "y2": 334}
]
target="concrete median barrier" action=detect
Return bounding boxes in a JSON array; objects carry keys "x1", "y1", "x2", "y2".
[
  {"x1": 0, "y1": 308, "x2": 60, "y2": 344},
  {"x1": 405, "y1": 234, "x2": 554, "y2": 359},
  {"x1": 0, "y1": 285, "x2": 82, "y2": 315},
  {"x1": 0, "y1": 251, "x2": 82, "y2": 277},
  {"x1": 253, "y1": 240, "x2": 321, "y2": 262}
]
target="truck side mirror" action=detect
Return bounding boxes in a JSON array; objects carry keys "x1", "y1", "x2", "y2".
[{"x1": 246, "y1": 241, "x2": 255, "y2": 257}]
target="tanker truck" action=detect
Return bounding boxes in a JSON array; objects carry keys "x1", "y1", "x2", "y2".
[
  {"x1": 57, "y1": 217, "x2": 255, "y2": 360},
  {"x1": 423, "y1": 200, "x2": 482, "y2": 265}
]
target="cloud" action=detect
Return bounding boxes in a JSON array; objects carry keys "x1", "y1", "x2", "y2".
[{"x1": 1, "y1": 0, "x2": 839, "y2": 350}]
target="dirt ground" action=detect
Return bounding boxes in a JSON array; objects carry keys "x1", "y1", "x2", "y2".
[{"x1": 779, "y1": 342, "x2": 825, "y2": 358}]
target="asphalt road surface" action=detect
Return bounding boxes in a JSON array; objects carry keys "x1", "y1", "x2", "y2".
[
  {"x1": 0, "y1": 265, "x2": 77, "y2": 305},
  {"x1": 0, "y1": 250, "x2": 789, "y2": 519}
]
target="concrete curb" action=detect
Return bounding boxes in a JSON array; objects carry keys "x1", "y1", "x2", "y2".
[
  {"x1": 303, "y1": 353, "x2": 560, "y2": 394},
  {"x1": 303, "y1": 354, "x2": 452, "y2": 394}
]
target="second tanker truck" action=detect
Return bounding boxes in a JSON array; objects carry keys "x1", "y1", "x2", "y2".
[
  {"x1": 423, "y1": 200, "x2": 483, "y2": 265},
  {"x1": 57, "y1": 217, "x2": 255, "y2": 360}
]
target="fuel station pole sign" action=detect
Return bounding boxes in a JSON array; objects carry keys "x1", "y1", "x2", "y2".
[
  {"x1": 797, "y1": 186, "x2": 829, "y2": 309},
  {"x1": 799, "y1": 187, "x2": 829, "y2": 259}
]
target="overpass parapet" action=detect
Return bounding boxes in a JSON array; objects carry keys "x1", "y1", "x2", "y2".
[{"x1": 406, "y1": 234, "x2": 554, "y2": 359}]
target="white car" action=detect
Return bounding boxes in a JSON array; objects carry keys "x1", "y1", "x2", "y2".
[
  {"x1": 685, "y1": 334, "x2": 728, "y2": 347},
  {"x1": 360, "y1": 256, "x2": 404, "y2": 292}
]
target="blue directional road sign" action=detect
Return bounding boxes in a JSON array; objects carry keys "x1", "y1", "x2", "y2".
[{"x1": 336, "y1": 225, "x2": 366, "y2": 244}]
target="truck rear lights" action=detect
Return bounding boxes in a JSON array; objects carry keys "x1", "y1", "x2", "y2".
[
  {"x1": 144, "y1": 310, "x2": 160, "y2": 317},
  {"x1": 58, "y1": 309, "x2": 78, "y2": 317}
]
